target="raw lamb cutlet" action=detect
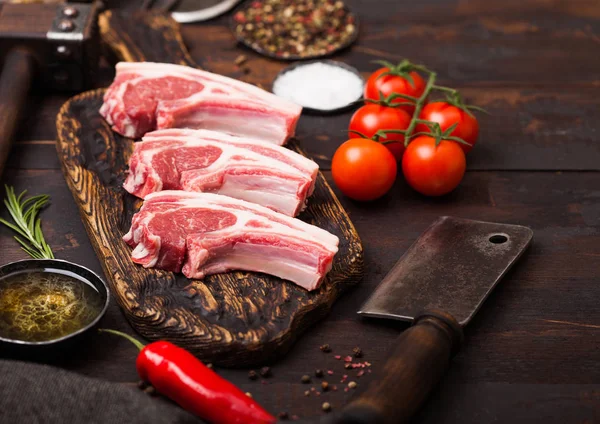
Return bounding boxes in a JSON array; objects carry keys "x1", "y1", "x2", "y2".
[
  {"x1": 123, "y1": 191, "x2": 339, "y2": 291},
  {"x1": 125, "y1": 129, "x2": 319, "y2": 216},
  {"x1": 100, "y1": 62, "x2": 302, "y2": 144}
]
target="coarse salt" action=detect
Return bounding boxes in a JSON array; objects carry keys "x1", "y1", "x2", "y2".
[{"x1": 273, "y1": 62, "x2": 364, "y2": 111}]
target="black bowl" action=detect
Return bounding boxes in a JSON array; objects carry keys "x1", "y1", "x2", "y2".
[{"x1": 0, "y1": 259, "x2": 110, "y2": 358}]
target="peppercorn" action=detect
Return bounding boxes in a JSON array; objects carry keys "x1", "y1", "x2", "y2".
[
  {"x1": 348, "y1": 381, "x2": 358, "y2": 389},
  {"x1": 322, "y1": 402, "x2": 332, "y2": 412},
  {"x1": 344, "y1": 363, "x2": 353, "y2": 370},
  {"x1": 279, "y1": 412, "x2": 289, "y2": 420},
  {"x1": 137, "y1": 380, "x2": 148, "y2": 390},
  {"x1": 301, "y1": 375, "x2": 311, "y2": 384},
  {"x1": 352, "y1": 347, "x2": 363, "y2": 358},
  {"x1": 320, "y1": 344, "x2": 332, "y2": 353},
  {"x1": 304, "y1": 390, "x2": 311, "y2": 397},
  {"x1": 259, "y1": 367, "x2": 271, "y2": 378},
  {"x1": 321, "y1": 381, "x2": 329, "y2": 391},
  {"x1": 315, "y1": 369, "x2": 324, "y2": 378},
  {"x1": 248, "y1": 370, "x2": 258, "y2": 380},
  {"x1": 144, "y1": 385, "x2": 157, "y2": 396}
]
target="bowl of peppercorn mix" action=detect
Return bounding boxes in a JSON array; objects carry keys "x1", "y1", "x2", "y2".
[{"x1": 231, "y1": 0, "x2": 359, "y2": 60}]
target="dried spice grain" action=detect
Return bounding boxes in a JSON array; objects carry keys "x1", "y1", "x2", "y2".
[{"x1": 234, "y1": 0, "x2": 357, "y2": 59}]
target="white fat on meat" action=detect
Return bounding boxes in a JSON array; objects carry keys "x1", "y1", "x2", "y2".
[
  {"x1": 100, "y1": 62, "x2": 302, "y2": 143},
  {"x1": 123, "y1": 191, "x2": 339, "y2": 291},
  {"x1": 124, "y1": 129, "x2": 319, "y2": 216}
]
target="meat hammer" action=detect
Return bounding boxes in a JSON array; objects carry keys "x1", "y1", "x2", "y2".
[{"x1": 0, "y1": 1, "x2": 101, "y2": 178}]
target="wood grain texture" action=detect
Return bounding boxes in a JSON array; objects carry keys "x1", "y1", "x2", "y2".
[
  {"x1": 332, "y1": 312, "x2": 463, "y2": 424},
  {"x1": 2, "y1": 0, "x2": 599, "y2": 421},
  {"x1": 55, "y1": 10, "x2": 363, "y2": 366},
  {"x1": 0, "y1": 48, "x2": 34, "y2": 178},
  {"x1": 98, "y1": 9, "x2": 196, "y2": 67}
]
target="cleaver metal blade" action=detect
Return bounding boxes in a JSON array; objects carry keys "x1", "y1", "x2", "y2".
[{"x1": 359, "y1": 216, "x2": 533, "y2": 326}]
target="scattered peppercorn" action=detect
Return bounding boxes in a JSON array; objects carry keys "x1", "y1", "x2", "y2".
[
  {"x1": 278, "y1": 412, "x2": 289, "y2": 420},
  {"x1": 260, "y1": 367, "x2": 272, "y2": 378},
  {"x1": 304, "y1": 390, "x2": 311, "y2": 397},
  {"x1": 320, "y1": 344, "x2": 332, "y2": 353},
  {"x1": 248, "y1": 370, "x2": 258, "y2": 380},
  {"x1": 344, "y1": 363, "x2": 353, "y2": 370},
  {"x1": 234, "y1": 54, "x2": 248, "y2": 66},
  {"x1": 357, "y1": 370, "x2": 365, "y2": 377},
  {"x1": 301, "y1": 375, "x2": 312, "y2": 384},
  {"x1": 348, "y1": 381, "x2": 358, "y2": 389},
  {"x1": 233, "y1": 0, "x2": 357, "y2": 60},
  {"x1": 144, "y1": 385, "x2": 157, "y2": 396},
  {"x1": 344, "y1": 356, "x2": 353, "y2": 362},
  {"x1": 137, "y1": 380, "x2": 148, "y2": 390},
  {"x1": 321, "y1": 381, "x2": 329, "y2": 391},
  {"x1": 315, "y1": 369, "x2": 324, "y2": 378},
  {"x1": 352, "y1": 347, "x2": 363, "y2": 358},
  {"x1": 327, "y1": 370, "x2": 334, "y2": 375},
  {"x1": 291, "y1": 415, "x2": 299, "y2": 421},
  {"x1": 334, "y1": 355, "x2": 341, "y2": 360},
  {"x1": 322, "y1": 402, "x2": 332, "y2": 412}
]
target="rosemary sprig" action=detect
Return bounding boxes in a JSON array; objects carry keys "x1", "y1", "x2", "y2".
[{"x1": 0, "y1": 185, "x2": 54, "y2": 259}]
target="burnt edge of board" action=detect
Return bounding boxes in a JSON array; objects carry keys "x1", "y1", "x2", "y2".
[{"x1": 55, "y1": 89, "x2": 364, "y2": 366}]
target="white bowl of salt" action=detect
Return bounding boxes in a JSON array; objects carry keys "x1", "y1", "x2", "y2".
[{"x1": 272, "y1": 61, "x2": 364, "y2": 114}]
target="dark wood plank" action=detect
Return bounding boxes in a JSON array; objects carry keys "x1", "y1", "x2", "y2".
[
  {"x1": 2, "y1": 0, "x2": 600, "y2": 421},
  {"x1": 11, "y1": 0, "x2": 600, "y2": 171},
  {"x1": 1, "y1": 169, "x2": 600, "y2": 420}
]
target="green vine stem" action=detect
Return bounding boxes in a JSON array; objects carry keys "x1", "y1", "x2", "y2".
[
  {"x1": 402, "y1": 70, "x2": 437, "y2": 146},
  {"x1": 370, "y1": 59, "x2": 486, "y2": 147}
]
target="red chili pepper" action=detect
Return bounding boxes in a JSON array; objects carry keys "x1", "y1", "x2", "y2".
[{"x1": 100, "y1": 330, "x2": 275, "y2": 424}]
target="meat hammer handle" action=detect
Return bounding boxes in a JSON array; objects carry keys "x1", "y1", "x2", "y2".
[
  {"x1": 0, "y1": 48, "x2": 35, "y2": 179},
  {"x1": 328, "y1": 311, "x2": 464, "y2": 424}
]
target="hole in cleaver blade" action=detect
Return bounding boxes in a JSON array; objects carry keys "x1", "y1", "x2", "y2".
[{"x1": 358, "y1": 216, "x2": 533, "y2": 327}]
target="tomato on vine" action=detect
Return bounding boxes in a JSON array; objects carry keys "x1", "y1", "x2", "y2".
[
  {"x1": 364, "y1": 60, "x2": 428, "y2": 114},
  {"x1": 348, "y1": 104, "x2": 411, "y2": 160},
  {"x1": 416, "y1": 92, "x2": 485, "y2": 153},
  {"x1": 332, "y1": 138, "x2": 397, "y2": 201},
  {"x1": 402, "y1": 123, "x2": 468, "y2": 196}
]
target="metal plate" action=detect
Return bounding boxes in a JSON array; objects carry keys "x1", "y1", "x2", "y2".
[
  {"x1": 359, "y1": 216, "x2": 533, "y2": 326},
  {"x1": 171, "y1": 0, "x2": 242, "y2": 23}
]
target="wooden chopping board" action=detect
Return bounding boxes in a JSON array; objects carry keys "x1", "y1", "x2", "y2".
[{"x1": 55, "y1": 10, "x2": 363, "y2": 366}]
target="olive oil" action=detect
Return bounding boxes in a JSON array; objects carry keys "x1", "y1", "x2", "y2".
[{"x1": 0, "y1": 270, "x2": 104, "y2": 342}]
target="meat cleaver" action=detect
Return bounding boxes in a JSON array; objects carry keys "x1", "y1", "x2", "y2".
[{"x1": 329, "y1": 216, "x2": 533, "y2": 424}]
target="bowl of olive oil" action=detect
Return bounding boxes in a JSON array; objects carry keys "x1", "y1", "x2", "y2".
[{"x1": 0, "y1": 259, "x2": 109, "y2": 351}]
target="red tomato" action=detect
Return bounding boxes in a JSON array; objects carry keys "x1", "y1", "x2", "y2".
[
  {"x1": 416, "y1": 102, "x2": 479, "y2": 153},
  {"x1": 364, "y1": 68, "x2": 426, "y2": 115},
  {"x1": 348, "y1": 104, "x2": 411, "y2": 160},
  {"x1": 401, "y1": 136, "x2": 466, "y2": 196},
  {"x1": 332, "y1": 139, "x2": 397, "y2": 201}
]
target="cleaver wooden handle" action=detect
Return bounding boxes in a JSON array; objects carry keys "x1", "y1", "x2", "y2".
[
  {"x1": 0, "y1": 48, "x2": 35, "y2": 179},
  {"x1": 328, "y1": 311, "x2": 463, "y2": 424}
]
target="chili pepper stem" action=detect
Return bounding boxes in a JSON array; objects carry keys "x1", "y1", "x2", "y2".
[{"x1": 99, "y1": 329, "x2": 146, "y2": 352}]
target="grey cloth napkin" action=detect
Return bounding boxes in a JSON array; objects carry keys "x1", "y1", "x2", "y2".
[{"x1": 0, "y1": 360, "x2": 201, "y2": 424}]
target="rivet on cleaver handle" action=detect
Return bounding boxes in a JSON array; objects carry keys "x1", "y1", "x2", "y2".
[{"x1": 359, "y1": 216, "x2": 533, "y2": 326}]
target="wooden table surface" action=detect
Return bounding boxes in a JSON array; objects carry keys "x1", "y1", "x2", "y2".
[{"x1": 1, "y1": 0, "x2": 599, "y2": 422}]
